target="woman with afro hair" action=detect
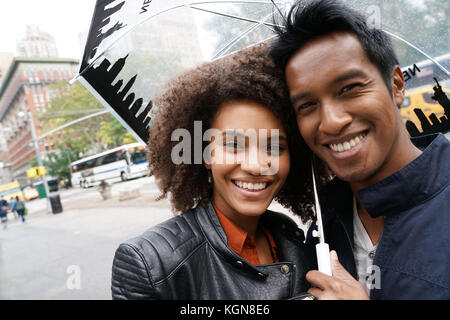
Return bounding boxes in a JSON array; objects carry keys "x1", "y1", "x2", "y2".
[{"x1": 111, "y1": 43, "x2": 318, "y2": 300}]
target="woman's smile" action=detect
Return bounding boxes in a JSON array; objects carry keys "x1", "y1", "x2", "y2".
[{"x1": 231, "y1": 179, "x2": 274, "y2": 198}]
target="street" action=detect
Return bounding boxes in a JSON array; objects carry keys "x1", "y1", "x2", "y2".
[
  {"x1": 0, "y1": 176, "x2": 307, "y2": 299},
  {"x1": 0, "y1": 177, "x2": 174, "y2": 299}
]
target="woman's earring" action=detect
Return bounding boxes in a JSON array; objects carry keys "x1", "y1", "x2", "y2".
[{"x1": 208, "y1": 171, "x2": 213, "y2": 184}]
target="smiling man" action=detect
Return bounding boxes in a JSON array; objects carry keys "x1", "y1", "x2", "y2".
[{"x1": 270, "y1": 0, "x2": 450, "y2": 299}]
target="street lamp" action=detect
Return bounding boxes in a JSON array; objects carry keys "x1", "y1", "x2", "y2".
[{"x1": 18, "y1": 111, "x2": 51, "y2": 213}]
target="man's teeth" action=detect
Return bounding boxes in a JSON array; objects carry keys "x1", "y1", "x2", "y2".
[
  {"x1": 329, "y1": 133, "x2": 366, "y2": 153},
  {"x1": 234, "y1": 180, "x2": 268, "y2": 191}
]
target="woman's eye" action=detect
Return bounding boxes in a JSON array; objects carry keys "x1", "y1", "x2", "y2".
[
  {"x1": 266, "y1": 145, "x2": 287, "y2": 153},
  {"x1": 224, "y1": 141, "x2": 243, "y2": 149}
]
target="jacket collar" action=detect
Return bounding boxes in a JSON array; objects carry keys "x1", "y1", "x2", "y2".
[
  {"x1": 358, "y1": 134, "x2": 450, "y2": 218},
  {"x1": 195, "y1": 200, "x2": 270, "y2": 276},
  {"x1": 195, "y1": 200, "x2": 304, "y2": 276}
]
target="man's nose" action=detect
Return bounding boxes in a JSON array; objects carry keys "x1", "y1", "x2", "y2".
[{"x1": 318, "y1": 102, "x2": 352, "y2": 136}]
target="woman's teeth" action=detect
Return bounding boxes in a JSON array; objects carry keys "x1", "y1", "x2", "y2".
[
  {"x1": 233, "y1": 180, "x2": 268, "y2": 191},
  {"x1": 329, "y1": 133, "x2": 366, "y2": 153}
]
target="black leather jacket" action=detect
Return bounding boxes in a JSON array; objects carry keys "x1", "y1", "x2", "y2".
[{"x1": 111, "y1": 200, "x2": 316, "y2": 299}]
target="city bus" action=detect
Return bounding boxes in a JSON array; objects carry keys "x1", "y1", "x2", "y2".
[
  {"x1": 400, "y1": 53, "x2": 450, "y2": 131},
  {"x1": 69, "y1": 142, "x2": 149, "y2": 188}
]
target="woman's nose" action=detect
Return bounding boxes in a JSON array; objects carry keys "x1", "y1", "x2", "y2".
[{"x1": 240, "y1": 146, "x2": 271, "y2": 175}]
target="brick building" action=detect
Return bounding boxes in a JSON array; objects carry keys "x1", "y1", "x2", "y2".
[{"x1": 0, "y1": 57, "x2": 78, "y2": 185}]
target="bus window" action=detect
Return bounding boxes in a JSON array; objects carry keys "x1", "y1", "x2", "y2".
[
  {"x1": 99, "y1": 152, "x2": 118, "y2": 165},
  {"x1": 130, "y1": 149, "x2": 147, "y2": 164}
]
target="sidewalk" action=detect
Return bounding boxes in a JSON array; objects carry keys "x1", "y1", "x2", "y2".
[{"x1": 0, "y1": 179, "x2": 174, "y2": 300}]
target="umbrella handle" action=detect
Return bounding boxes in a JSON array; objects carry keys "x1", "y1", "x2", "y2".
[
  {"x1": 316, "y1": 243, "x2": 332, "y2": 276},
  {"x1": 311, "y1": 159, "x2": 332, "y2": 276}
]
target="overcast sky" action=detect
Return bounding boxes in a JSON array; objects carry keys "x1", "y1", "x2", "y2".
[{"x1": 0, "y1": 0, "x2": 96, "y2": 59}]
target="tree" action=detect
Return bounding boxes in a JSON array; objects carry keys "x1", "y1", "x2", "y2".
[
  {"x1": 42, "y1": 147, "x2": 76, "y2": 186},
  {"x1": 41, "y1": 81, "x2": 136, "y2": 158}
]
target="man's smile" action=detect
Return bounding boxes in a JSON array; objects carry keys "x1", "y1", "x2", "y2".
[{"x1": 324, "y1": 131, "x2": 368, "y2": 153}]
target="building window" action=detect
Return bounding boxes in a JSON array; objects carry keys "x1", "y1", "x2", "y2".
[
  {"x1": 34, "y1": 70, "x2": 40, "y2": 83},
  {"x1": 28, "y1": 70, "x2": 34, "y2": 83}
]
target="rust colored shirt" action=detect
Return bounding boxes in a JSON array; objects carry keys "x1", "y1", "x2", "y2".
[{"x1": 214, "y1": 204, "x2": 279, "y2": 265}]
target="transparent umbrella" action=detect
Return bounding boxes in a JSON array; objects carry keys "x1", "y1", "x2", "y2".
[
  {"x1": 72, "y1": 0, "x2": 450, "y2": 143},
  {"x1": 343, "y1": 0, "x2": 450, "y2": 136}
]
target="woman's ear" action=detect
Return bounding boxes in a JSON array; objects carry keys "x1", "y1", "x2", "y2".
[{"x1": 391, "y1": 66, "x2": 406, "y2": 108}]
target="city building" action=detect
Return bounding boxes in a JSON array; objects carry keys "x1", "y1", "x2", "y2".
[
  {"x1": 0, "y1": 57, "x2": 79, "y2": 186},
  {"x1": 0, "y1": 52, "x2": 14, "y2": 85},
  {"x1": 16, "y1": 25, "x2": 59, "y2": 58}
]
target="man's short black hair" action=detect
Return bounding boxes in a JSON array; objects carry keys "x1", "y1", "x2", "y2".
[{"x1": 270, "y1": 0, "x2": 400, "y2": 91}]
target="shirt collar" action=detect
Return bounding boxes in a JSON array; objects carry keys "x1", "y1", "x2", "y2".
[
  {"x1": 358, "y1": 134, "x2": 450, "y2": 218},
  {"x1": 213, "y1": 204, "x2": 249, "y2": 254}
]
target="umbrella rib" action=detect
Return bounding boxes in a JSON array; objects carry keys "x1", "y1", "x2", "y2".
[
  {"x1": 189, "y1": 1, "x2": 284, "y2": 5},
  {"x1": 73, "y1": 2, "x2": 285, "y2": 80},
  {"x1": 212, "y1": 12, "x2": 273, "y2": 59},
  {"x1": 269, "y1": 0, "x2": 285, "y2": 20},
  {"x1": 383, "y1": 30, "x2": 450, "y2": 77},
  {"x1": 187, "y1": 5, "x2": 283, "y2": 28}
]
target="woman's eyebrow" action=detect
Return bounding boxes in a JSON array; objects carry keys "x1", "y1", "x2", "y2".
[
  {"x1": 222, "y1": 130, "x2": 246, "y2": 138},
  {"x1": 222, "y1": 129, "x2": 287, "y2": 143}
]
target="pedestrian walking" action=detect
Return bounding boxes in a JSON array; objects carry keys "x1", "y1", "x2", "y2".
[
  {"x1": 9, "y1": 197, "x2": 18, "y2": 219},
  {"x1": 12, "y1": 196, "x2": 26, "y2": 223},
  {"x1": 0, "y1": 196, "x2": 9, "y2": 230}
]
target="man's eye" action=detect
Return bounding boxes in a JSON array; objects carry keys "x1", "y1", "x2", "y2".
[
  {"x1": 340, "y1": 83, "x2": 360, "y2": 94},
  {"x1": 297, "y1": 101, "x2": 316, "y2": 112}
]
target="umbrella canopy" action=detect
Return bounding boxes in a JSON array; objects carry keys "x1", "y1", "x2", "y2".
[{"x1": 72, "y1": 0, "x2": 450, "y2": 143}]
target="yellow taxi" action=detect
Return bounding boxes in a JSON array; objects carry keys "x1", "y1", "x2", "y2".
[
  {"x1": 401, "y1": 84, "x2": 450, "y2": 132},
  {"x1": 22, "y1": 186, "x2": 39, "y2": 201}
]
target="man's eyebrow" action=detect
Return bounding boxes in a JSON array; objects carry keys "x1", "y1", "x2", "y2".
[
  {"x1": 291, "y1": 92, "x2": 307, "y2": 104},
  {"x1": 331, "y1": 70, "x2": 366, "y2": 85},
  {"x1": 290, "y1": 70, "x2": 366, "y2": 104}
]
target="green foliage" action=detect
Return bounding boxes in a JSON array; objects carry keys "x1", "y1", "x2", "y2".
[
  {"x1": 37, "y1": 81, "x2": 138, "y2": 182},
  {"x1": 40, "y1": 81, "x2": 136, "y2": 159},
  {"x1": 42, "y1": 149, "x2": 75, "y2": 185},
  {"x1": 28, "y1": 156, "x2": 38, "y2": 168}
]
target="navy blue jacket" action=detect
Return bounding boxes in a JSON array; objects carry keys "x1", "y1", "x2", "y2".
[{"x1": 307, "y1": 134, "x2": 450, "y2": 299}]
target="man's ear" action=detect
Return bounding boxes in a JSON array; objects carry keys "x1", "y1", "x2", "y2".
[{"x1": 391, "y1": 66, "x2": 405, "y2": 108}]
